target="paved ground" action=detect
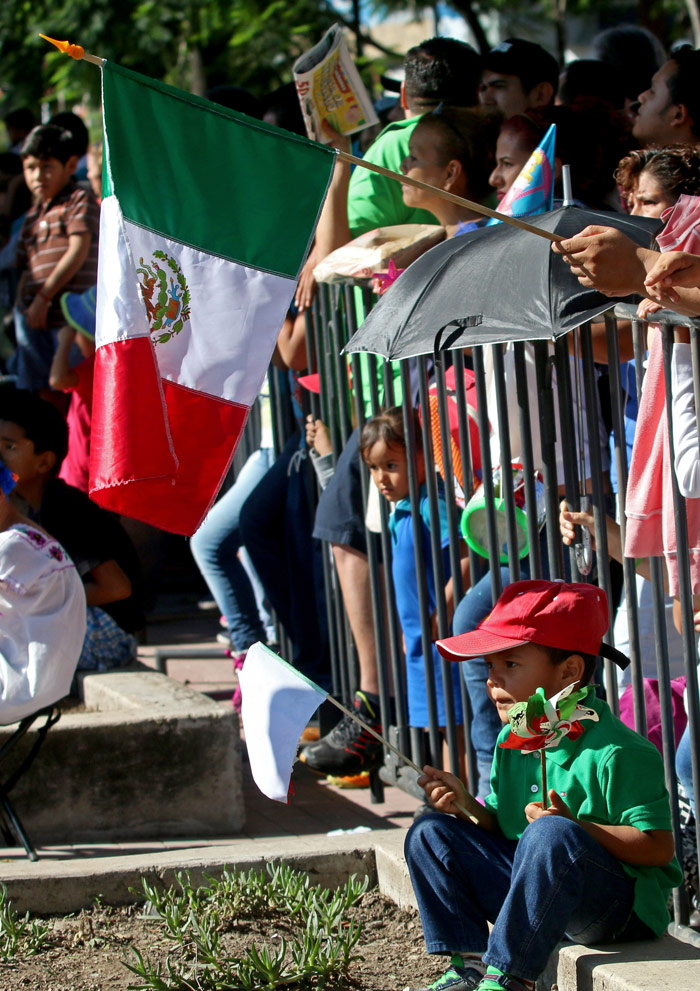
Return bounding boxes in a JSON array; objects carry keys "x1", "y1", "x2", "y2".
[{"x1": 0, "y1": 597, "x2": 421, "y2": 866}]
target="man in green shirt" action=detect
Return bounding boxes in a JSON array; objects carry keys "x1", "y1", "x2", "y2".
[
  {"x1": 403, "y1": 580, "x2": 681, "y2": 991},
  {"x1": 347, "y1": 37, "x2": 481, "y2": 238}
]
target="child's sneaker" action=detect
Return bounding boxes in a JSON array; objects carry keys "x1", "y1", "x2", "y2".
[
  {"x1": 472, "y1": 971, "x2": 534, "y2": 991},
  {"x1": 298, "y1": 691, "x2": 383, "y2": 776},
  {"x1": 403, "y1": 955, "x2": 485, "y2": 991}
]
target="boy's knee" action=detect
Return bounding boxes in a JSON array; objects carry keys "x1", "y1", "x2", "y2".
[
  {"x1": 520, "y1": 814, "x2": 585, "y2": 853},
  {"x1": 405, "y1": 811, "x2": 452, "y2": 856},
  {"x1": 405, "y1": 811, "x2": 474, "y2": 868}
]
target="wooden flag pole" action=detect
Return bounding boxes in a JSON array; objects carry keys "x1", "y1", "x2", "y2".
[
  {"x1": 336, "y1": 148, "x2": 564, "y2": 244},
  {"x1": 40, "y1": 35, "x2": 562, "y2": 245},
  {"x1": 540, "y1": 750, "x2": 548, "y2": 809},
  {"x1": 325, "y1": 694, "x2": 480, "y2": 825}
]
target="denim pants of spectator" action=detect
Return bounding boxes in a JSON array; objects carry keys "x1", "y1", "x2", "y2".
[
  {"x1": 240, "y1": 432, "x2": 330, "y2": 689},
  {"x1": 452, "y1": 529, "x2": 552, "y2": 798},
  {"x1": 405, "y1": 813, "x2": 640, "y2": 982},
  {"x1": 190, "y1": 447, "x2": 274, "y2": 651},
  {"x1": 14, "y1": 307, "x2": 56, "y2": 391}
]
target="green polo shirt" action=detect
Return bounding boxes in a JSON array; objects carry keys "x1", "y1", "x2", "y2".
[{"x1": 484, "y1": 689, "x2": 682, "y2": 937}]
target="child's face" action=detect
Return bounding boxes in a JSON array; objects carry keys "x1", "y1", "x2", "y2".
[
  {"x1": 363, "y1": 438, "x2": 417, "y2": 503},
  {"x1": 0, "y1": 420, "x2": 50, "y2": 486},
  {"x1": 22, "y1": 154, "x2": 75, "y2": 203},
  {"x1": 485, "y1": 643, "x2": 580, "y2": 724}
]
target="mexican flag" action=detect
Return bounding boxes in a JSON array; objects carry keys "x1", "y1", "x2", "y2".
[{"x1": 90, "y1": 62, "x2": 334, "y2": 534}]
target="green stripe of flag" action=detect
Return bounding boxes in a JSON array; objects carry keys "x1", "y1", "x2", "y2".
[{"x1": 101, "y1": 62, "x2": 334, "y2": 278}]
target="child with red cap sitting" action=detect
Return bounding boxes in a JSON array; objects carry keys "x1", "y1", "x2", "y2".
[{"x1": 403, "y1": 579, "x2": 682, "y2": 991}]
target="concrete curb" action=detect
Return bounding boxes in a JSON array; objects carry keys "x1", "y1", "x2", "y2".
[{"x1": 1, "y1": 832, "x2": 699, "y2": 991}]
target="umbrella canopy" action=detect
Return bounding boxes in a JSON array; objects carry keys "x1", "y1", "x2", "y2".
[{"x1": 343, "y1": 206, "x2": 661, "y2": 360}]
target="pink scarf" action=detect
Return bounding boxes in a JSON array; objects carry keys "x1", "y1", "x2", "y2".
[{"x1": 624, "y1": 195, "x2": 700, "y2": 595}]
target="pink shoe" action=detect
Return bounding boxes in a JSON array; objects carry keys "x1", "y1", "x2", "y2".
[{"x1": 231, "y1": 652, "x2": 246, "y2": 713}]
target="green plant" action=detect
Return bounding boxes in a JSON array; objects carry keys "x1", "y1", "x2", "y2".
[
  {"x1": 0, "y1": 883, "x2": 49, "y2": 960},
  {"x1": 125, "y1": 862, "x2": 368, "y2": 989}
]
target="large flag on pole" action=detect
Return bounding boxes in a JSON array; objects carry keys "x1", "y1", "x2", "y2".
[
  {"x1": 239, "y1": 642, "x2": 328, "y2": 803},
  {"x1": 90, "y1": 63, "x2": 334, "y2": 534}
]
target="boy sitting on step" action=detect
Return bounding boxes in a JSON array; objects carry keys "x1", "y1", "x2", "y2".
[{"x1": 403, "y1": 580, "x2": 682, "y2": 991}]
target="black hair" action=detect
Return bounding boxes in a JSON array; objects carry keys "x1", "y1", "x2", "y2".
[
  {"x1": 0, "y1": 386, "x2": 68, "y2": 474},
  {"x1": 557, "y1": 59, "x2": 626, "y2": 111},
  {"x1": 262, "y1": 82, "x2": 306, "y2": 136},
  {"x1": 416, "y1": 105, "x2": 501, "y2": 202},
  {"x1": 359, "y1": 406, "x2": 422, "y2": 459},
  {"x1": 667, "y1": 49, "x2": 700, "y2": 138},
  {"x1": 4, "y1": 107, "x2": 36, "y2": 134},
  {"x1": 48, "y1": 111, "x2": 89, "y2": 158},
  {"x1": 593, "y1": 25, "x2": 666, "y2": 104},
  {"x1": 19, "y1": 124, "x2": 76, "y2": 164},
  {"x1": 483, "y1": 38, "x2": 559, "y2": 97},
  {"x1": 404, "y1": 37, "x2": 481, "y2": 110},
  {"x1": 544, "y1": 646, "x2": 597, "y2": 686}
]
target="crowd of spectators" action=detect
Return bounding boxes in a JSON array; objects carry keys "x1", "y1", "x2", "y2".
[{"x1": 1, "y1": 28, "x2": 700, "y2": 917}]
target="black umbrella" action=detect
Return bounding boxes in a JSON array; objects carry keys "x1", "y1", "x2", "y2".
[{"x1": 343, "y1": 206, "x2": 661, "y2": 359}]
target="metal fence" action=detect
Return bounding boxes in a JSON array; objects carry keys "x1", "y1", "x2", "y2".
[{"x1": 261, "y1": 279, "x2": 700, "y2": 944}]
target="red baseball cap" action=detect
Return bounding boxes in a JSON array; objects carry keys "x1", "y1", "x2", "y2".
[{"x1": 437, "y1": 579, "x2": 629, "y2": 668}]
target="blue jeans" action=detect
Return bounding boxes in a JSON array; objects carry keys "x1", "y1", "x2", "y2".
[
  {"x1": 190, "y1": 448, "x2": 274, "y2": 651},
  {"x1": 14, "y1": 307, "x2": 56, "y2": 391},
  {"x1": 405, "y1": 813, "x2": 642, "y2": 981},
  {"x1": 240, "y1": 432, "x2": 330, "y2": 688}
]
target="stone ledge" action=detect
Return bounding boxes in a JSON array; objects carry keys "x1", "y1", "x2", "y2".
[
  {"x1": 0, "y1": 671, "x2": 243, "y2": 842},
  {"x1": 540, "y1": 934, "x2": 700, "y2": 991}
]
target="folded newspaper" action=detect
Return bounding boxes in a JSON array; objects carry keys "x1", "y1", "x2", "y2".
[{"x1": 293, "y1": 24, "x2": 379, "y2": 144}]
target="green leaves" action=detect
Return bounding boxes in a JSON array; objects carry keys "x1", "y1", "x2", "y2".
[
  {"x1": 0, "y1": 883, "x2": 49, "y2": 960},
  {"x1": 125, "y1": 863, "x2": 368, "y2": 989}
]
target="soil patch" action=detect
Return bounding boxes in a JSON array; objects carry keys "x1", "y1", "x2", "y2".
[{"x1": 3, "y1": 889, "x2": 439, "y2": 990}]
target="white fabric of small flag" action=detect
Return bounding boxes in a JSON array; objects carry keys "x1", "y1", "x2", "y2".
[{"x1": 239, "y1": 642, "x2": 328, "y2": 802}]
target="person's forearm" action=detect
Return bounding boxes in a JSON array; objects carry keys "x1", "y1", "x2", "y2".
[
  {"x1": 314, "y1": 157, "x2": 351, "y2": 261},
  {"x1": 577, "y1": 821, "x2": 675, "y2": 867},
  {"x1": 14, "y1": 270, "x2": 27, "y2": 307},
  {"x1": 48, "y1": 338, "x2": 78, "y2": 391},
  {"x1": 455, "y1": 794, "x2": 498, "y2": 830},
  {"x1": 40, "y1": 233, "x2": 92, "y2": 300},
  {"x1": 84, "y1": 560, "x2": 132, "y2": 606}
]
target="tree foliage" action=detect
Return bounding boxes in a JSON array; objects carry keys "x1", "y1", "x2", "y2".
[{"x1": 0, "y1": 0, "x2": 338, "y2": 113}]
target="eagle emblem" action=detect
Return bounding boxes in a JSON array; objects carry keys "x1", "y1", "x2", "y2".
[{"x1": 136, "y1": 250, "x2": 191, "y2": 345}]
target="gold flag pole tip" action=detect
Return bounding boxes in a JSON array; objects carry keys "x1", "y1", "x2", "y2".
[{"x1": 39, "y1": 34, "x2": 103, "y2": 66}]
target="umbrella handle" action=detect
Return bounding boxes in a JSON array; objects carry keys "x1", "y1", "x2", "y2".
[{"x1": 574, "y1": 495, "x2": 593, "y2": 576}]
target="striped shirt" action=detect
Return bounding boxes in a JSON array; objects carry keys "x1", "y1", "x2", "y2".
[{"x1": 16, "y1": 179, "x2": 100, "y2": 329}]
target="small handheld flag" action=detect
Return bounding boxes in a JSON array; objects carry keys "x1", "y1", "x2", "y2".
[
  {"x1": 488, "y1": 123, "x2": 556, "y2": 224},
  {"x1": 239, "y1": 643, "x2": 328, "y2": 803},
  {"x1": 239, "y1": 643, "x2": 480, "y2": 822},
  {"x1": 501, "y1": 682, "x2": 598, "y2": 807}
]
